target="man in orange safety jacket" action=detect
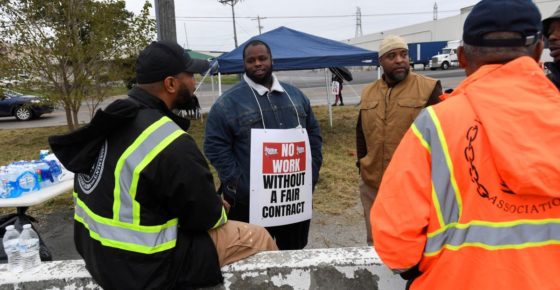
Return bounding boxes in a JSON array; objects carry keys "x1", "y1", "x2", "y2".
[{"x1": 371, "y1": 0, "x2": 560, "y2": 289}]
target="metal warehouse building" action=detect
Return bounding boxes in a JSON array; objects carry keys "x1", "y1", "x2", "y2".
[{"x1": 343, "y1": 1, "x2": 560, "y2": 52}]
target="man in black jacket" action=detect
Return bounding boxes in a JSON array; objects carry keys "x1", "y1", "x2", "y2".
[
  {"x1": 49, "y1": 41, "x2": 277, "y2": 290},
  {"x1": 543, "y1": 5, "x2": 560, "y2": 89}
]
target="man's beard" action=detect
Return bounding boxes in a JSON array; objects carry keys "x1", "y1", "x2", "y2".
[
  {"x1": 247, "y1": 64, "x2": 274, "y2": 86},
  {"x1": 385, "y1": 67, "x2": 409, "y2": 84},
  {"x1": 175, "y1": 84, "x2": 198, "y2": 111}
]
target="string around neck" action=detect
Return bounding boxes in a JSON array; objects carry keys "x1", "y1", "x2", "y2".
[{"x1": 246, "y1": 76, "x2": 304, "y2": 134}]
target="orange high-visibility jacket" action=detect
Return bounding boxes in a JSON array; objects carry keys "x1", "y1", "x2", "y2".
[{"x1": 371, "y1": 56, "x2": 560, "y2": 290}]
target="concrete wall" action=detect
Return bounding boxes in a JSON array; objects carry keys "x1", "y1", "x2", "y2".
[{"x1": 0, "y1": 247, "x2": 406, "y2": 290}]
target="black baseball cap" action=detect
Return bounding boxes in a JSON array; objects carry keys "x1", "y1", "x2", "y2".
[
  {"x1": 463, "y1": 0, "x2": 542, "y2": 47},
  {"x1": 136, "y1": 41, "x2": 210, "y2": 84}
]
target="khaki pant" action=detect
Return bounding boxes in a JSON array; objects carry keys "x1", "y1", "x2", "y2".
[
  {"x1": 359, "y1": 180, "x2": 378, "y2": 246},
  {"x1": 208, "y1": 220, "x2": 278, "y2": 267}
]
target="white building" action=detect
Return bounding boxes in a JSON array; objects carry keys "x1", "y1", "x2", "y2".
[{"x1": 343, "y1": 1, "x2": 560, "y2": 53}]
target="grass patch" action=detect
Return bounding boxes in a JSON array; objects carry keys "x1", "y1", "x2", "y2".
[
  {"x1": 0, "y1": 105, "x2": 359, "y2": 216},
  {"x1": 196, "y1": 74, "x2": 239, "y2": 85}
]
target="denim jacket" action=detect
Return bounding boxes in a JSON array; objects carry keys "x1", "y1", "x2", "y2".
[{"x1": 204, "y1": 74, "x2": 323, "y2": 208}]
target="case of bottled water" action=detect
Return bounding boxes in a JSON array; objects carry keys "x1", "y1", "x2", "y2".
[{"x1": 0, "y1": 150, "x2": 64, "y2": 199}]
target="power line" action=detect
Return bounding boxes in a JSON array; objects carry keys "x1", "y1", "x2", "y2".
[{"x1": 174, "y1": 9, "x2": 460, "y2": 20}]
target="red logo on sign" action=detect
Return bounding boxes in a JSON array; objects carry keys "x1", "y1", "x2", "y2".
[{"x1": 262, "y1": 142, "x2": 306, "y2": 174}]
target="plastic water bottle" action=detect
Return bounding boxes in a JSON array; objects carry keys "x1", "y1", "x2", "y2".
[
  {"x1": 0, "y1": 167, "x2": 20, "y2": 198},
  {"x1": 0, "y1": 167, "x2": 8, "y2": 198},
  {"x1": 19, "y1": 224, "x2": 41, "y2": 271},
  {"x1": 39, "y1": 150, "x2": 49, "y2": 160},
  {"x1": 2, "y1": 225, "x2": 22, "y2": 273}
]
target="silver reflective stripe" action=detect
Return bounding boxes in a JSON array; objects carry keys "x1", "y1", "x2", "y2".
[
  {"x1": 414, "y1": 109, "x2": 460, "y2": 225},
  {"x1": 118, "y1": 120, "x2": 180, "y2": 223},
  {"x1": 75, "y1": 198, "x2": 177, "y2": 247},
  {"x1": 426, "y1": 221, "x2": 560, "y2": 254}
]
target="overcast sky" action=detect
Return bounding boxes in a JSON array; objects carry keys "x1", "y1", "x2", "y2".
[{"x1": 125, "y1": 0, "x2": 481, "y2": 52}]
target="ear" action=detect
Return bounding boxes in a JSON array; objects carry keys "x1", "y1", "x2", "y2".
[
  {"x1": 458, "y1": 46, "x2": 468, "y2": 69},
  {"x1": 162, "y1": 76, "x2": 178, "y2": 94},
  {"x1": 532, "y1": 38, "x2": 544, "y2": 63}
]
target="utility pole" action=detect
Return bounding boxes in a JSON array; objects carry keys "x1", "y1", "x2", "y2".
[
  {"x1": 183, "y1": 22, "x2": 190, "y2": 49},
  {"x1": 154, "y1": 0, "x2": 177, "y2": 42},
  {"x1": 355, "y1": 7, "x2": 363, "y2": 38},
  {"x1": 218, "y1": 0, "x2": 243, "y2": 48},
  {"x1": 433, "y1": 2, "x2": 438, "y2": 21},
  {"x1": 251, "y1": 15, "x2": 266, "y2": 35}
]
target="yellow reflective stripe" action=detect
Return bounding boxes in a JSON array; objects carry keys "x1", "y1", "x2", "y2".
[
  {"x1": 427, "y1": 222, "x2": 458, "y2": 238},
  {"x1": 411, "y1": 123, "x2": 431, "y2": 154},
  {"x1": 113, "y1": 117, "x2": 171, "y2": 220},
  {"x1": 436, "y1": 217, "x2": 560, "y2": 230},
  {"x1": 410, "y1": 123, "x2": 445, "y2": 226},
  {"x1": 73, "y1": 192, "x2": 178, "y2": 254},
  {"x1": 431, "y1": 182, "x2": 445, "y2": 228},
  {"x1": 425, "y1": 218, "x2": 560, "y2": 256},
  {"x1": 74, "y1": 192, "x2": 178, "y2": 232},
  {"x1": 426, "y1": 107, "x2": 463, "y2": 219},
  {"x1": 212, "y1": 207, "x2": 228, "y2": 229},
  {"x1": 425, "y1": 240, "x2": 560, "y2": 257},
  {"x1": 412, "y1": 122, "x2": 445, "y2": 227},
  {"x1": 74, "y1": 213, "x2": 176, "y2": 254},
  {"x1": 130, "y1": 129, "x2": 185, "y2": 225}
]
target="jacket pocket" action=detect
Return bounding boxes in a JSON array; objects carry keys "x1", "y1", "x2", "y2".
[
  {"x1": 397, "y1": 98, "x2": 425, "y2": 108},
  {"x1": 396, "y1": 98, "x2": 426, "y2": 127},
  {"x1": 238, "y1": 112, "x2": 263, "y2": 138},
  {"x1": 360, "y1": 101, "x2": 378, "y2": 110},
  {"x1": 359, "y1": 101, "x2": 379, "y2": 135}
]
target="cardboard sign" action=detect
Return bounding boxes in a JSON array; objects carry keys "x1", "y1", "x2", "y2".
[
  {"x1": 331, "y1": 80, "x2": 340, "y2": 95},
  {"x1": 249, "y1": 128, "x2": 312, "y2": 227}
]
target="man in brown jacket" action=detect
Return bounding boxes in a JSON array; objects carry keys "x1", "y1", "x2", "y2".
[{"x1": 356, "y1": 35, "x2": 442, "y2": 245}]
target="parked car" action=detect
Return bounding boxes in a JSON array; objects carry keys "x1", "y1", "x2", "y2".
[
  {"x1": 0, "y1": 74, "x2": 30, "y2": 88},
  {"x1": 0, "y1": 90, "x2": 54, "y2": 121}
]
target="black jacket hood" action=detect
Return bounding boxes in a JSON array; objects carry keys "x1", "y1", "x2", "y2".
[{"x1": 48, "y1": 87, "x2": 190, "y2": 174}]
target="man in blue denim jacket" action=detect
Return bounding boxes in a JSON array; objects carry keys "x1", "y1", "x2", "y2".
[{"x1": 204, "y1": 40, "x2": 323, "y2": 250}]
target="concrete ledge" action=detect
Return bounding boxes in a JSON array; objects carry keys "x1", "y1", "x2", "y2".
[{"x1": 0, "y1": 247, "x2": 405, "y2": 290}]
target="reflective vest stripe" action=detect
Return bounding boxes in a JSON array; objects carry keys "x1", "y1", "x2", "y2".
[
  {"x1": 425, "y1": 219, "x2": 560, "y2": 256},
  {"x1": 411, "y1": 123, "x2": 431, "y2": 153},
  {"x1": 130, "y1": 129, "x2": 185, "y2": 225},
  {"x1": 212, "y1": 207, "x2": 228, "y2": 229},
  {"x1": 412, "y1": 123, "x2": 446, "y2": 228},
  {"x1": 75, "y1": 116, "x2": 186, "y2": 254},
  {"x1": 74, "y1": 193, "x2": 178, "y2": 254},
  {"x1": 114, "y1": 117, "x2": 184, "y2": 224},
  {"x1": 413, "y1": 108, "x2": 462, "y2": 226},
  {"x1": 415, "y1": 108, "x2": 560, "y2": 256}
]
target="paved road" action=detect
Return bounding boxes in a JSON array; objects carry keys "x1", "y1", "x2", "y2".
[{"x1": 0, "y1": 69, "x2": 466, "y2": 129}]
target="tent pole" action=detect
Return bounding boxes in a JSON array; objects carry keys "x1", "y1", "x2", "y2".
[
  {"x1": 218, "y1": 72, "x2": 222, "y2": 98},
  {"x1": 211, "y1": 75, "x2": 215, "y2": 101},
  {"x1": 325, "y1": 68, "x2": 333, "y2": 128}
]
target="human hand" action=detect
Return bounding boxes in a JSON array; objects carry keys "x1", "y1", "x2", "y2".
[{"x1": 221, "y1": 194, "x2": 231, "y2": 213}]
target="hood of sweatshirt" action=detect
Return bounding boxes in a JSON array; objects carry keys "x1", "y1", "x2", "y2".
[
  {"x1": 449, "y1": 56, "x2": 560, "y2": 197},
  {"x1": 48, "y1": 87, "x2": 191, "y2": 174}
]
